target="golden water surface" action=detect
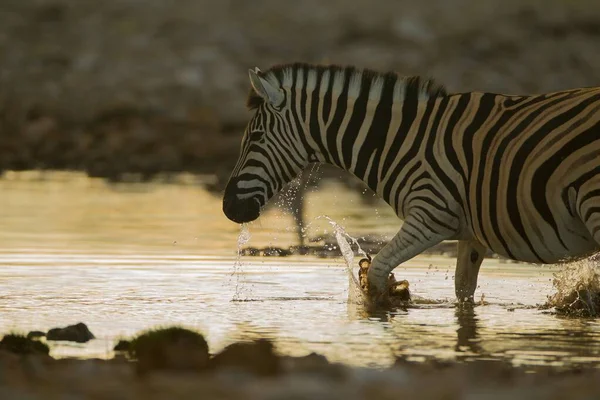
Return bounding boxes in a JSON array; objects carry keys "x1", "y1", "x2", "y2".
[{"x1": 0, "y1": 171, "x2": 599, "y2": 368}]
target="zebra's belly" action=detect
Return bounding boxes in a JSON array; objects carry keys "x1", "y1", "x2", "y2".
[
  {"x1": 498, "y1": 243, "x2": 599, "y2": 264},
  {"x1": 484, "y1": 221, "x2": 600, "y2": 264}
]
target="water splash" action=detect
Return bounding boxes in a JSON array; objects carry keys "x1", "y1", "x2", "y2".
[
  {"x1": 230, "y1": 223, "x2": 252, "y2": 301},
  {"x1": 305, "y1": 216, "x2": 368, "y2": 304},
  {"x1": 543, "y1": 256, "x2": 600, "y2": 317},
  {"x1": 333, "y1": 223, "x2": 367, "y2": 305},
  {"x1": 270, "y1": 169, "x2": 320, "y2": 246},
  {"x1": 231, "y1": 214, "x2": 370, "y2": 304},
  {"x1": 301, "y1": 215, "x2": 369, "y2": 254},
  {"x1": 237, "y1": 223, "x2": 251, "y2": 248}
]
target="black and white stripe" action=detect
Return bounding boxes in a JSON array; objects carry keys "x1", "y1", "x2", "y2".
[{"x1": 223, "y1": 63, "x2": 600, "y2": 302}]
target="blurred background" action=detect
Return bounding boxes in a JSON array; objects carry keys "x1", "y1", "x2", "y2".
[
  {"x1": 1, "y1": 0, "x2": 600, "y2": 251},
  {"x1": 2, "y1": 0, "x2": 600, "y2": 178}
]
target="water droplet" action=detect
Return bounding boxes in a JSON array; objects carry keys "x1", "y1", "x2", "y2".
[{"x1": 237, "y1": 223, "x2": 251, "y2": 247}]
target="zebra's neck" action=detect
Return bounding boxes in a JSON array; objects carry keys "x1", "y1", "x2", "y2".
[{"x1": 280, "y1": 64, "x2": 447, "y2": 200}]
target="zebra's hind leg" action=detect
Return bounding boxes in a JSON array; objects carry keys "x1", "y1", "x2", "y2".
[{"x1": 455, "y1": 239, "x2": 487, "y2": 303}]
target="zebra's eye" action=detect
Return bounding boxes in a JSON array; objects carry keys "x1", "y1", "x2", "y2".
[{"x1": 249, "y1": 130, "x2": 265, "y2": 142}]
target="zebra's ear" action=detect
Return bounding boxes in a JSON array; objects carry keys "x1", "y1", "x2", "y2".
[{"x1": 248, "y1": 68, "x2": 284, "y2": 107}]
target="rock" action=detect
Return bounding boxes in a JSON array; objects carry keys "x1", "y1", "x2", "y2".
[
  {"x1": 209, "y1": 339, "x2": 281, "y2": 377},
  {"x1": 0, "y1": 334, "x2": 49, "y2": 355},
  {"x1": 46, "y1": 323, "x2": 95, "y2": 343},
  {"x1": 26, "y1": 331, "x2": 46, "y2": 340},
  {"x1": 129, "y1": 327, "x2": 209, "y2": 374}
]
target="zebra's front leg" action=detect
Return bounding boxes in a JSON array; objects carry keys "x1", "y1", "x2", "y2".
[
  {"x1": 367, "y1": 214, "x2": 457, "y2": 305},
  {"x1": 455, "y1": 239, "x2": 487, "y2": 303}
]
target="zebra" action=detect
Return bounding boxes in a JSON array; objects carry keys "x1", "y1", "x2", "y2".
[{"x1": 222, "y1": 62, "x2": 600, "y2": 304}]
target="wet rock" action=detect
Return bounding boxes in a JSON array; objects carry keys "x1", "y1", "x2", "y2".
[
  {"x1": 46, "y1": 323, "x2": 95, "y2": 343},
  {"x1": 209, "y1": 339, "x2": 281, "y2": 377},
  {"x1": 0, "y1": 334, "x2": 49, "y2": 355},
  {"x1": 26, "y1": 331, "x2": 46, "y2": 340},
  {"x1": 129, "y1": 327, "x2": 209, "y2": 374}
]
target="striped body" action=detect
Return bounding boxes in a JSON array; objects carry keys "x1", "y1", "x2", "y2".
[
  {"x1": 433, "y1": 89, "x2": 600, "y2": 264},
  {"x1": 223, "y1": 63, "x2": 600, "y2": 302}
]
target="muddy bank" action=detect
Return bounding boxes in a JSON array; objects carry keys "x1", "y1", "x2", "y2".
[
  {"x1": 1, "y1": 1, "x2": 600, "y2": 184},
  {"x1": 1, "y1": 332, "x2": 599, "y2": 399}
]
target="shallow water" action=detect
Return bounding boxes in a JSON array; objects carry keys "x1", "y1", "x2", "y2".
[{"x1": 0, "y1": 171, "x2": 599, "y2": 368}]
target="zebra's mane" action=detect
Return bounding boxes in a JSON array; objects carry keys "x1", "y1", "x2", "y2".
[{"x1": 246, "y1": 62, "x2": 447, "y2": 110}]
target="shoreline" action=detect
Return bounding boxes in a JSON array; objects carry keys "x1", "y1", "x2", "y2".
[{"x1": 2, "y1": 336, "x2": 599, "y2": 400}]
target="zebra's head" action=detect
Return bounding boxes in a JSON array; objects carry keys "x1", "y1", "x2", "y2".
[{"x1": 222, "y1": 67, "x2": 315, "y2": 224}]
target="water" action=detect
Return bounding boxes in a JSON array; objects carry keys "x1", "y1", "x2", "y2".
[
  {"x1": 230, "y1": 224, "x2": 251, "y2": 301},
  {"x1": 0, "y1": 171, "x2": 599, "y2": 368},
  {"x1": 331, "y1": 219, "x2": 365, "y2": 304},
  {"x1": 311, "y1": 216, "x2": 367, "y2": 304}
]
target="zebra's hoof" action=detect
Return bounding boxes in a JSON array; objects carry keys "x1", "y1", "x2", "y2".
[
  {"x1": 357, "y1": 257, "x2": 411, "y2": 307},
  {"x1": 389, "y1": 279, "x2": 411, "y2": 302}
]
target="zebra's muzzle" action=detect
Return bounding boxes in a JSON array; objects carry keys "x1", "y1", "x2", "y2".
[{"x1": 222, "y1": 193, "x2": 261, "y2": 224}]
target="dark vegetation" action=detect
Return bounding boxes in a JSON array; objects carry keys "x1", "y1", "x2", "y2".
[
  {"x1": 2, "y1": 325, "x2": 600, "y2": 398},
  {"x1": 127, "y1": 326, "x2": 210, "y2": 373},
  {"x1": 0, "y1": 333, "x2": 49, "y2": 355}
]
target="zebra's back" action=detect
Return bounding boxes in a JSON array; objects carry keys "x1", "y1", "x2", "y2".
[{"x1": 432, "y1": 87, "x2": 600, "y2": 263}]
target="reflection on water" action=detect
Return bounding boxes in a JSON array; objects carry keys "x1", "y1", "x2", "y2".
[
  {"x1": 0, "y1": 171, "x2": 599, "y2": 368},
  {"x1": 455, "y1": 305, "x2": 482, "y2": 356}
]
